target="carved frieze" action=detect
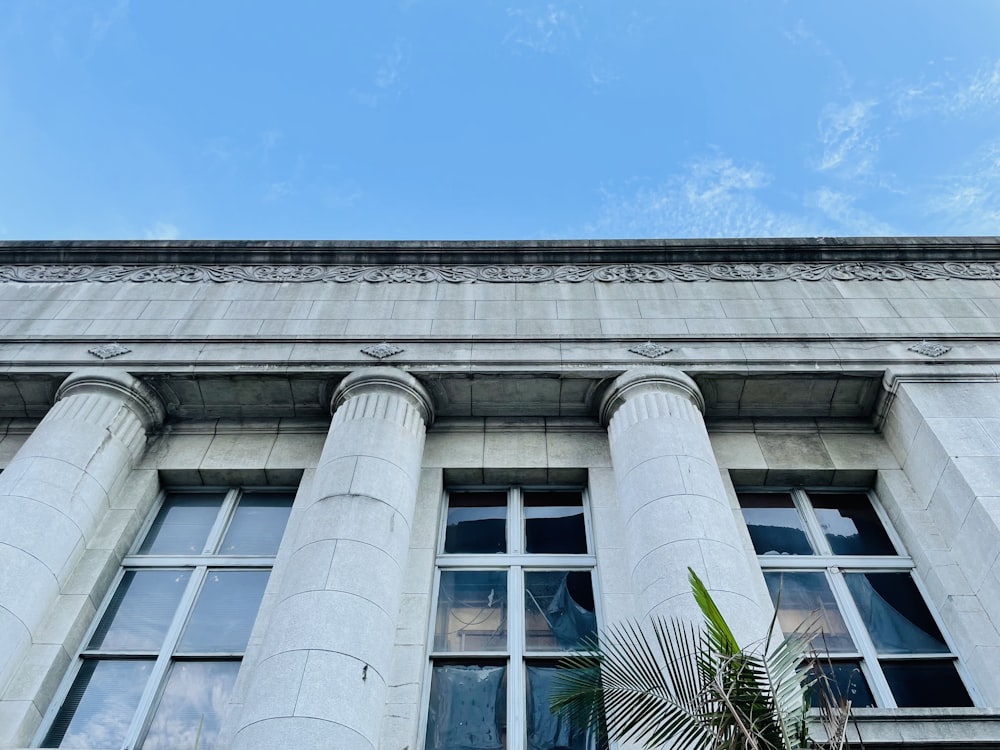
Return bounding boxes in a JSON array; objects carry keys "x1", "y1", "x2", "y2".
[{"x1": 3, "y1": 261, "x2": 1000, "y2": 283}]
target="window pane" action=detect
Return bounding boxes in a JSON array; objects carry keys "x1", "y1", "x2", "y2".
[
  {"x1": 445, "y1": 492, "x2": 507, "y2": 554},
  {"x1": 881, "y1": 660, "x2": 973, "y2": 707},
  {"x1": 527, "y1": 665, "x2": 591, "y2": 750},
  {"x1": 138, "y1": 493, "x2": 226, "y2": 555},
  {"x1": 43, "y1": 659, "x2": 152, "y2": 748},
  {"x1": 177, "y1": 570, "x2": 270, "y2": 653},
  {"x1": 524, "y1": 571, "x2": 596, "y2": 652},
  {"x1": 141, "y1": 661, "x2": 241, "y2": 750},
  {"x1": 435, "y1": 571, "x2": 508, "y2": 652},
  {"x1": 845, "y1": 573, "x2": 948, "y2": 654},
  {"x1": 426, "y1": 664, "x2": 506, "y2": 750},
  {"x1": 811, "y1": 660, "x2": 876, "y2": 708},
  {"x1": 89, "y1": 570, "x2": 191, "y2": 652},
  {"x1": 219, "y1": 492, "x2": 293, "y2": 555},
  {"x1": 524, "y1": 491, "x2": 587, "y2": 554},
  {"x1": 810, "y1": 493, "x2": 896, "y2": 555},
  {"x1": 739, "y1": 492, "x2": 813, "y2": 555},
  {"x1": 764, "y1": 572, "x2": 855, "y2": 652}
]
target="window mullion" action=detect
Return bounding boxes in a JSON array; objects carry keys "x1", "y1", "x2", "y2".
[
  {"x1": 123, "y1": 565, "x2": 209, "y2": 749},
  {"x1": 792, "y1": 488, "x2": 831, "y2": 554},
  {"x1": 508, "y1": 564, "x2": 526, "y2": 750},
  {"x1": 203, "y1": 488, "x2": 241, "y2": 553},
  {"x1": 826, "y1": 568, "x2": 897, "y2": 708}
]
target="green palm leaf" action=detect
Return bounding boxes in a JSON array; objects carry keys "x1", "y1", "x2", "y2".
[{"x1": 552, "y1": 568, "x2": 828, "y2": 750}]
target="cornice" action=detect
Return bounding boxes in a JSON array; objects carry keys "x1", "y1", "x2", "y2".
[
  {"x1": 4, "y1": 259, "x2": 1000, "y2": 283},
  {"x1": 1, "y1": 236, "x2": 999, "y2": 267}
]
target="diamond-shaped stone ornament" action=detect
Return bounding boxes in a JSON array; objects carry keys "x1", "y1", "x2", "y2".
[
  {"x1": 629, "y1": 342, "x2": 673, "y2": 359},
  {"x1": 908, "y1": 342, "x2": 951, "y2": 358},
  {"x1": 88, "y1": 343, "x2": 132, "y2": 360},
  {"x1": 361, "y1": 342, "x2": 404, "y2": 360}
]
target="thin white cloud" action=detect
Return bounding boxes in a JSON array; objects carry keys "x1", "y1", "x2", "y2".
[
  {"x1": 91, "y1": 0, "x2": 130, "y2": 43},
  {"x1": 893, "y1": 59, "x2": 1000, "y2": 119},
  {"x1": 144, "y1": 221, "x2": 180, "y2": 240},
  {"x1": 585, "y1": 156, "x2": 812, "y2": 238},
  {"x1": 925, "y1": 141, "x2": 1000, "y2": 233},
  {"x1": 809, "y1": 188, "x2": 894, "y2": 236},
  {"x1": 375, "y1": 43, "x2": 405, "y2": 90},
  {"x1": 815, "y1": 99, "x2": 878, "y2": 176},
  {"x1": 505, "y1": 3, "x2": 580, "y2": 54},
  {"x1": 351, "y1": 41, "x2": 407, "y2": 107}
]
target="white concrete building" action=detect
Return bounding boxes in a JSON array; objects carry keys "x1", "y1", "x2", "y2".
[{"x1": 0, "y1": 237, "x2": 999, "y2": 749}]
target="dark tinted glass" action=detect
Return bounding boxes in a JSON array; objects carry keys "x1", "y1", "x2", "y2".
[
  {"x1": 764, "y1": 571, "x2": 855, "y2": 651},
  {"x1": 524, "y1": 571, "x2": 596, "y2": 651},
  {"x1": 219, "y1": 492, "x2": 293, "y2": 555},
  {"x1": 845, "y1": 573, "x2": 948, "y2": 653},
  {"x1": 810, "y1": 492, "x2": 896, "y2": 555},
  {"x1": 524, "y1": 491, "x2": 587, "y2": 554},
  {"x1": 89, "y1": 570, "x2": 191, "y2": 651},
  {"x1": 739, "y1": 493, "x2": 813, "y2": 555},
  {"x1": 434, "y1": 570, "x2": 508, "y2": 652},
  {"x1": 177, "y1": 570, "x2": 270, "y2": 653},
  {"x1": 811, "y1": 659, "x2": 876, "y2": 708},
  {"x1": 445, "y1": 492, "x2": 507, "y2": 553},
  {"x1": 142, "y1": 661, "x2": 241, "y2": 749},
  {"x1": 881, "y1": 660, "x2": 973, "y2": 707},
  {"x1": 43, "y1": 659, "x2": 152, "y2": 747},
  {"x1": 527, "y1": 664, "x2": 592, "y2": 750},
  {"x1": 138, "y1": 493, "x2": 226, "y2": 555},
  {"x1": 426, "y1": 664, "x2": 506, "y2": 750}
]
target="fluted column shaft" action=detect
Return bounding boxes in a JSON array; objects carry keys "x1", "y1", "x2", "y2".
[
  {"x1": 233, "y1": 367, "x2": 433, "y2": 750},
  {"x1": 601, "y1": 367, "x2": 768, "y2": 645},
  {"x1": 0, "y1": 369, "x2": 164, "y2": 695}
]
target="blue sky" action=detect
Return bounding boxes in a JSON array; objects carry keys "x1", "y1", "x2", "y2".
[{"x1": 1, "y1": 1, "x2": 999, "y2": 240}]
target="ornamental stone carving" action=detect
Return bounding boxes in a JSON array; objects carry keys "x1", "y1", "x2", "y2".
[{"x1": 4, "y1": 261, "x2": 1000, "y2": 283}]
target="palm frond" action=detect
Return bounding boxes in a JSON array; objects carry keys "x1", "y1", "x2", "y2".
[{"x1": 552, "y1": 568, "x2": 843, "y2": 750}]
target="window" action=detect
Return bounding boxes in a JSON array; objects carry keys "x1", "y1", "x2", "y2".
[
  {"x1": 39, "y1": 487, "x2": 294, "y2": 749},
  {"x1": 739, "y1": 488, "x2": 973, "y2": 708},
  {"x1": 425, "y1": 487, "x2": 598, "y2": 750}
]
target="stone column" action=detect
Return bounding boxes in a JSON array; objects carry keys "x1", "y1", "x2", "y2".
[
  {"x1": 600, "y1": 367, "x2": 768, "y2": 645},
  {"x1": 233, "y1": 367, "x2": 433, "y2": 750},
  {"x1": 0, "y1": 369, "x2": 164, "y2": 695}
]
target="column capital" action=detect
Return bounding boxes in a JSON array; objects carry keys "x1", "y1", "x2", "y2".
[
  {"x1": 331, "y1": 367, "x2": 435, "y2": 426},
  {"x1": 55, "y1": 368, "x2": 165, "y2": 432},
  {"x1": 599, "y1": 366, "x2": 704, "y2": 427}
]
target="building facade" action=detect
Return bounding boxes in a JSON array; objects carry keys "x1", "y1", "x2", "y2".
[{"x1": 0, "y1": 237, "x2": 999, "y2": 748}]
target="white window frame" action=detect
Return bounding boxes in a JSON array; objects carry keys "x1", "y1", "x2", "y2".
[
  {"x1": 741, "y1": 486, "x2": 978, "y2": 708},
  {"x1": 421, "y1": 485, "x2": 600, "y2": 750},
  {"x1": 35, "y1": 486, "x2": 295, "y2": 749}
]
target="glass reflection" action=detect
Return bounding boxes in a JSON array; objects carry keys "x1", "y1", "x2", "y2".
[
  {"x1": 739, "y1": 493, "x2": 813, "y2": 555},
  {"x1": 435, "y1": 571, "x2": 508, "y2": 652},
  {"x1": 43, "y1": 660, "x2": 152, "y2": 748},
  {"x1": 810, "y1": 493, "x2": 896, "y2": 555},
  {"x1": 426, "y1": 664, "x2": 506, "y2": 750},
  {"x1": 524, "y1": 492, "x2": 587, "y2": 554},
  {"x1": 219, "y1": 493, "x2": 293, "y2": 555},
  {"x1": 177, "y1": 570, "x2": 270, "y2": 653},
  {"x1": 880, "y1": 659, "x2": 972, "y2": 707},
  {"x1": 812, "y1": 660, "x2": 875, "y2": 708},
  {"x1": 89, "y1": 570, "x2": 191, "y2": 651},
  {"x1": 527, "y1": 665, "x2": 590, "y2": 750},
  {"x1": 764, "y1": 572, "x2": 855, "y2": 652},
  {"x1": 524, "y1": 571, "x2": 596, "y2": 651},
  {"x1": 845, "y1": 573, "x2": 947, "y2": 654},
  {"x1": 141, "y1": 661, "x2": 241, "y2": 750},
  {"x1": 445, "y1": 492, "x2": 507, "y2": 554},
  {"x1": 139, "y1": 493, "x2": 226, "y2": 555}
]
